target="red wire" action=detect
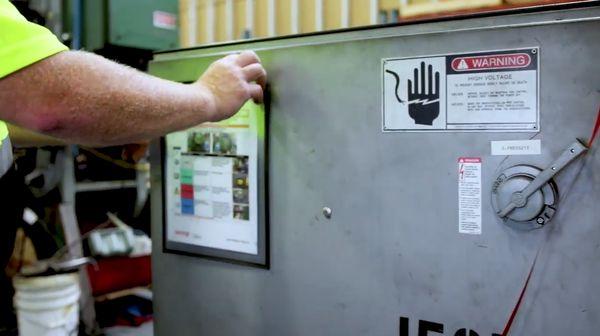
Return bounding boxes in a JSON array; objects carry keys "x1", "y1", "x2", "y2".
[
  {"x1": 589, "y1": 106, "x2": 600, "y2": 148},
  {"x1": 501, "y1": 106, "x2": 599, "y2": 336},
  {"x1": 501, "y1": 253, "x2": 539, "y2": 336}
]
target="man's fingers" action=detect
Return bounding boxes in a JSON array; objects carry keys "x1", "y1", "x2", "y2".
[
  {"x1": 242, "y1": 64, "x2": 267, "y2": 88},
  {"x1": 221, "y1": 53, "x2": 239, "y2": 64},
  {"x1": 248, "y1": 83, "x2": 264, "y2": 104},
  {"x1": 236, "y1": 51, "x2": 261, "y2": 67}
]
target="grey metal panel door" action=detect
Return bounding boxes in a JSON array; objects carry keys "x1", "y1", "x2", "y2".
[{"x1": 150, "y1": 6, "x2": 600, "y2": 336}]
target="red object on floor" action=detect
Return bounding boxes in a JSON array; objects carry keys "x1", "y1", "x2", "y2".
[
  {"x1": 115, "y1": 315, "x2": 153, "y2": 327},
  {"x1": 87, "y1": 255, "x2": 151, "y2": 296}
]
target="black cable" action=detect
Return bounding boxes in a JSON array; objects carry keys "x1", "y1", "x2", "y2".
[{"x1": 385, "y1": 69, "x2": 405, "y2": 104}]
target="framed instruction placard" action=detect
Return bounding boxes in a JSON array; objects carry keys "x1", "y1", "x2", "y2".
[{"x1": 162, "y1": 101, "x2": 269, "y2": 268}]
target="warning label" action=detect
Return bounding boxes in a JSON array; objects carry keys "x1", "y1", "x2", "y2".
[
  {"x1": 458, "y1": 157, "x2": 481, "y2": 235},
  {"x1": 450, "y1": 52, "x2": 531, "y2": 72},
  {"x1": 382, "y1": 48, "x2": 539, "y2": 132}
]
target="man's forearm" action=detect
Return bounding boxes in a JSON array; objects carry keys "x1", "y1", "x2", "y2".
[{"x1": 0, "y1": 51, "x2": 214, "y2": 146}]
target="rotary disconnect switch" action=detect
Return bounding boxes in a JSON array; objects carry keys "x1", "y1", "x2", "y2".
[{"x1": 492, "y1": 140, "x2": 588, "y2": 229}]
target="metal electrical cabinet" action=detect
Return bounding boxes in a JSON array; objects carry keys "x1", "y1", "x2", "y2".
[
  {"x1": 65, "y1": 0, "x2": 179, "y2": 52},
  {"x1": 107, "y1": 0, "x2": 178, "y2": 50},
  {"x1": 149, "y1": 4, "x2": 600, "y2": 335}
]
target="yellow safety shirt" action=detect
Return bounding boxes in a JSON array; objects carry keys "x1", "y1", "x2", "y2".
[{"x1": 0, "y1": 0, "x2": 68, "y2": 176}]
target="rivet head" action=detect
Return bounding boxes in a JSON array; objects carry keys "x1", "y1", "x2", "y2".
[{"x1": 322, "y1": 207, "x2": 332, "y2": 219}]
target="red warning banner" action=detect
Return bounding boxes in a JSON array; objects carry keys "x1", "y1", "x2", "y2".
[
  {"x1": 458, "y1": 157, "x2": 482, "y2": 163},
  {"x1": 451, "y1": 53, "x2": 531, "y2": 72}
]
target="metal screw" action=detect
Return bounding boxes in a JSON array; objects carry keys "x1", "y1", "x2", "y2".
[
  {"x1": 570, "y1": 148, "x2": 575, "y2": 153},
  {"x1": 536, "y1": 217, "x2": 545, "y2": 225},
  {"x1": 322, "y1": 207, "x2": 332, "y2": 219},
  {"x1": 551, "y1": 166, "x2": 556, "y2": 170}
]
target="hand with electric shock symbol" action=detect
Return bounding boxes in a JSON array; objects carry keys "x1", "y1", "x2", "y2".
[{"x1": 408, "y1": 61, "x2": 440, "y2": 126}]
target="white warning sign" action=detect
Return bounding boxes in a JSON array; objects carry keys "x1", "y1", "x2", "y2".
[
  {"x1": 458, "y1": 157, "x2": 482, "y2": 235},
  {"x1": 382, "y1": 48, "x2": 539, "y2": 132}
]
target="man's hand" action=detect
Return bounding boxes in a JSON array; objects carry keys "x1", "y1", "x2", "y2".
[{"x1": 196, "y1": 51, "x2": 267, "y2": 122}]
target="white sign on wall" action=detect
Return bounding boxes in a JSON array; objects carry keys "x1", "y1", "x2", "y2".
[{"x1": 382, "y1": 48, "x2": 539, "y2": 132}]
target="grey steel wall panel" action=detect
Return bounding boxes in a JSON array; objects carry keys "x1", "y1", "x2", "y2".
[{"x1": 150, "y1": 5, "x2": 600, "y2": 335}]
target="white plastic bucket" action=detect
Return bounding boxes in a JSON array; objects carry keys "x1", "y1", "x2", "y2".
[{"x1": 13, "y1": 273, "x2": 80, "y2": 336}]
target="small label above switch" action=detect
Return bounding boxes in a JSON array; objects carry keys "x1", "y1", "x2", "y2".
[{"x1": 491, "y1": 140, "x2": 541, "y2": 156}]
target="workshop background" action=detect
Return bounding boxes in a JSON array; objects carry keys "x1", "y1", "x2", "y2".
[{"x1": 1, "y1": 0, "x2": 591, "y2": 336}]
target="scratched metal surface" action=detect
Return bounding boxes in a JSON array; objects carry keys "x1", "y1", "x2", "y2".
[{"x1": 149, "y1": 5, "x2": 600, "y2": 335}]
